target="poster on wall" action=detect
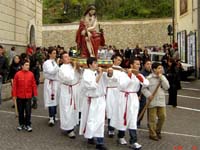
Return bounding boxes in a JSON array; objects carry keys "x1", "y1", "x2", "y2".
[
  {"x1": 177, "y1": 32, "x2": 181, "y2": 59},
  {"x1": 181, "y1": 30, "x2": 187, "y2": 62},
  {"x1": 177, "y1": 30, "x2": 187, "y2": 62},
  {"x1": 180, "y1": 0, "x2": 188, "y2": 15},
  {"x1": 187, "y1": 32, "x2": 196, "y2": 67}
]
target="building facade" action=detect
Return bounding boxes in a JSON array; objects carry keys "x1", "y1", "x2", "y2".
[
  {"x1": 174, "y1": 0, "x2": 200, "y2": 78},
  {"x1": 0, "y1": 0, "x2": 42, "y2": 53}
]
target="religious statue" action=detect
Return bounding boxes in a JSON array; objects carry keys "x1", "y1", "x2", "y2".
[{"x1": 76, "y1": 5, "x2": 105, "y2": 58}]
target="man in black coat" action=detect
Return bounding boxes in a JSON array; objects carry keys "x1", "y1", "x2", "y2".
[{"x1": 0, "y1": 45, "x2": 9, "y2": 104}]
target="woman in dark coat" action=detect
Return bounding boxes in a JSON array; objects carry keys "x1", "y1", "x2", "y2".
[{"x1": 165, "y1": 58, "x2": 179, "y2": 107}]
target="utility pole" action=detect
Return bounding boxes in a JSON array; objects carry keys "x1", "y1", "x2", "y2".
[{"x1": 172, "y1": 0, "x2": 175, "y2": 44}]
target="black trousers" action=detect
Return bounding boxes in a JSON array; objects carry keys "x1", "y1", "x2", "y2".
[
  {"x1": 17, "y1": 98, "x2": 32, "y2": 126},
  {"x1": 108, "y1": 119, "x2": 115, "y2": 131}
]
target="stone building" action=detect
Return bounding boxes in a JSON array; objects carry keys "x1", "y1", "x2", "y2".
[
  {"x1": 174, "y1": 0, "x2": 200, "y2": 78},
  {"x1": 42, "y1": 18, "x2": 171, "y2": 50},
  {"x1": 0, "y1": 0, "x2": 42, "y2": 54}
]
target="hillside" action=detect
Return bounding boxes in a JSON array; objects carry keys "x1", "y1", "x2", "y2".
[{"x1": 43, "y1": 0, "x2": 172, "y2": 24}]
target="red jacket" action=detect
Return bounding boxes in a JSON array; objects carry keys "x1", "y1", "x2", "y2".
[{"x1": 12, "y1": 70, "x2": 38, "y2": 99}]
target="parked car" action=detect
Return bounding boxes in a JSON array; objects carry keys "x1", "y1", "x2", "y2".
[{"x1": 141, "y1": 51, "x2": 195, "y2": 80}]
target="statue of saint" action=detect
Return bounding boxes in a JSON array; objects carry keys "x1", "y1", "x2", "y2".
[{"x1": 76, "y1": 5, "x2": 105, "y2": 58}]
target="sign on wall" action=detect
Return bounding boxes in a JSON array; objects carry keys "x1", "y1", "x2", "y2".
[
  {"x1": 187, "y1": 32, "x2": 196, "y2": 67},
  {"x1": 177, "y1": 30, "x2": 187, "y2": 62},
  {"x1": 180, "y1": 0, "x2": 188, "y2": 15}
]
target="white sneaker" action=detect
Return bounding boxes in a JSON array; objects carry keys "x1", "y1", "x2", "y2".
[
  {"x1": 118, "y1": 138, "x2": 127, "y2": 145},
  {"x1": 17, "y1": 125, "x2": 24, "y2": 131},
  {"x1": 26, "y1": 126, "x2": 32, "y2": 132},
  {"x1": 130, "y1": 142, "x2": 142, "y2": 150},
  {"x1": 68, "y1": 131, "x2": 76, "y2": 139},
  {"x1": 108, "y1": 131, "x2": 115, "y2": 137},
  {"x1": 54, "y1": 117, "x2": 59, "y2": 121},
  {"x1": 48, "y1": 117, "x2": 55, "y2": 126}
]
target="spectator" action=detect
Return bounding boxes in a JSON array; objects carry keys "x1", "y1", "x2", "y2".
[
  {"x1": 8, "y1": 55, "x2": 22, "y2": 108},
  {"x1": 0, "y1": 45, "x2": 9, "y2": 104},
  {"x1": 26, "y1": 44, "x2": 33, "y2": 57},
  {"x1": 9, "y1": 46, "x2": 17, "y2": 65},
  {"x1": 12, "y1": 60, "x2": 37, "y2": 132},
  {"x1": 141, "y1": 48, "x2": 150, "y2": 66},
  {"x1": 142, "y1": 62, "x2": 169, "y2": 141},
  {"x1": 166, "y1": 58, "x2": 180, "y2": 107}
]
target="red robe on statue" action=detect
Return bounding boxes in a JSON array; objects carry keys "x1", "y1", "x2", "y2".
[{"x1": 76, "y1": 21, "x2": 105, "y2": 58}]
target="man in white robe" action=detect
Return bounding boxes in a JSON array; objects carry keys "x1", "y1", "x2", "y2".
[
  {"x1": 43, "y1": 47, "x2": 59, "y2": 126},
  {"x1": 110, "y1": 58, "x2": 149, "y2": 150},
  {"x1": 58, "y1": 52, "x2": 81, "y2": 138},
  {"x1": 105, "y1": 54, "x2": 123, "y2": 137},
  {"x1": 79, "y1": 57, "x2": 108, "y2": 150}
]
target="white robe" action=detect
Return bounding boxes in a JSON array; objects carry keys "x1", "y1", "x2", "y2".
[
  {"x1": 43, "y1": 59, "x2": 59, "y2": 107},
  {"x1": 105, "y1": 65, "x2": 122, "y2": 119},
  {"x1": 110, "y1": 72, "x2": 149, "y2": 130},
  {"x1": 58, "y1": 64, "x2": 81, "y2": 130},
  {"x1": 79, "y1": 69, "x2": 106, "y2": 138}
]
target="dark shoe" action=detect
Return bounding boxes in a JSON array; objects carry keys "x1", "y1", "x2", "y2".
[
  {"x1": 149, "y1": 136, "x2": 159, "y2": 141},
  {"x1": 88, "y1": 138, "x2": 95, "y2": 145},
  {"x1": 157, "y1": 133, "x2": 162, "y2": 139},
  {"x1": 11, "y1": 104, "x2": 15, "y2": 108},
  {"x1": 96, "y1": 144, "x2": 108, "y2": 150}
]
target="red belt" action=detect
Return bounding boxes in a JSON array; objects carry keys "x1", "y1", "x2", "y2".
[{"x1": 120, "y1": 91, "x2": 136, "y2": 126}]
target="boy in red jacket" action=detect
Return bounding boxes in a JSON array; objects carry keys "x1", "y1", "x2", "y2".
[{"x1": 12, "y1": 60, "x2": 37, "y2": 132}]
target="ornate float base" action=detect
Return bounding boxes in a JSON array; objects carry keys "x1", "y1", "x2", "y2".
[{"x1": 71, "y1": 57, "x2": 113, "y2": 68}]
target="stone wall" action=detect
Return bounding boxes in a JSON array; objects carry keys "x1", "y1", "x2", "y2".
[
  {"x1": 1, "y1": 83, "x2": 11, "y2": 100},
  {"x1": 0, "y1": 0, "x2": 43, "y2": 54},
  {"x1": 43, "y1": 18, "x2": 172, "y2": 50}
]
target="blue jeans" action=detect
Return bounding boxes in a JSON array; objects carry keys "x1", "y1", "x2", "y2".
[
  {"x1": 96, "y1": 137, "x2": 104, "y2": 145},
  {"x1": 0, "y1": 77, "x2": 2, "y2": 105},
  {"x1": 48, "y1": 106, "x2": 57, "y2": 119}
]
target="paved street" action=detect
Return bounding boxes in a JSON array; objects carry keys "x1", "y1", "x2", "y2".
[{"x1": 0, "y1": 80, "x2": 200, "y2": 150}]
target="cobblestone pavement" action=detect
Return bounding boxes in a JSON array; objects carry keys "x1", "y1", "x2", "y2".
[{"x1": 0, "y1": 80, "x2": 199, "y2": 150}]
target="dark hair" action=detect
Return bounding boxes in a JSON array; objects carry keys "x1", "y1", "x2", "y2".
[
  {"x1": 84, "y1": 5, "x2": 96, "y2": 16},
  {"x1": 48, "y1": 46, "x2": 57, "y2": 54},
  {"x1": 0, "y1": 45, "x2": 3, "y2": 49},
  {"x1": 144, "y1": 59, "x2": 151, "y2": 65},
  {"x1": 11, "y1": 47, "x2": 15, "y2": 51},
  {"x1": 168, "y1": 58, "x2": 177, "y2": 72},
  {"x1": 21, "y1": 59, "x2": 30, "y2": 66},
  {"x1": 129, "y1": 57, "x2": 141, "y2": 65},
  {"x1": 87, "y1": 57, "x2": 97, "y2": 67},
  {"x1": 20, "y1": 53, "x2": 28, "y2": 61},
  {"x1": 113, "y1": 54, "x2": 122, "y2": 60},
  {"x1": 60, "y1": 51, "x2": 68, "y2": 59},
  {"x1": 152, "y1": 62, "x2": 162, "y2": 70}
]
